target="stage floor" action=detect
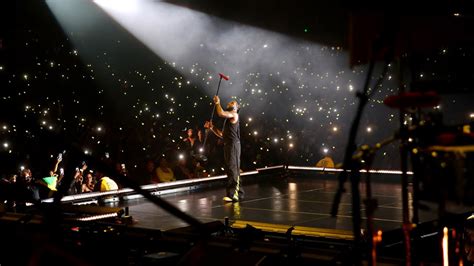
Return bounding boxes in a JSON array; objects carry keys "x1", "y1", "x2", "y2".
[{"x1": 114, "y1": 174, "x2": 458, "y2": 233}]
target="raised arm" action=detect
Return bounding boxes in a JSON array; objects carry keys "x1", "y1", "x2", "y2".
[
  {"x1": 214, "y1": 96, "x2": 236, "y2": 119},
  {"x1": 52, "y1": 156, "x2": 62, "y2": 174}
]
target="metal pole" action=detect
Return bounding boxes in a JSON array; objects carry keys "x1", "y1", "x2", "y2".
[{"x1": 203, "y1": 76, "x2": 223, "y2": 147}]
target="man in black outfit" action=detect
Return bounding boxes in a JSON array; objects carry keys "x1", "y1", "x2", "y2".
[{"x1": 204, "y1": 96, "x2": 243, "y2": 202}]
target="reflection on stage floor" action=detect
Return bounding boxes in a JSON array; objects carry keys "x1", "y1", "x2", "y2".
[{"x1": 112, "y1": 173, "x2": 454, "y2": 233}]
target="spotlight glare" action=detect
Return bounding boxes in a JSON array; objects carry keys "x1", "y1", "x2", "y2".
[{"x1": 93, "y1": 0, "x2": 139, "y2": 13}]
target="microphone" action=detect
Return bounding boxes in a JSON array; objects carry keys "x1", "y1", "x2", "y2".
[{"x1": 219, "y1": 73, "x2": 230, "y2": 81}]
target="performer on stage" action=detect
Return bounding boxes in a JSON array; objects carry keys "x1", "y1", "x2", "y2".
[{"x1": 205, "y1": 96, "x2": 243, "y2": 202}]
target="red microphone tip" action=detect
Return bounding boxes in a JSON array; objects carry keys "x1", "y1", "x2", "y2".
[{"x1": 219, "y1": 73, "x2": 229, "y2": 81}]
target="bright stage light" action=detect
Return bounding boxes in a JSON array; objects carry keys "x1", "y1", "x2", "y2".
[
  {"x1": 93, "y1": 0, "x2": 139, "y2": 13},
  {"x1": 85, "y1": 0, "x2": 341, "y2": 99}
]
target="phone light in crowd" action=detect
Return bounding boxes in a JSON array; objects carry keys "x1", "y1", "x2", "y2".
[
  {"x1": 199, "y1": 147, "x2": 204, "y2": 153},
  {"x1": 84, "y1": 149, "x2": 90, "y2": 155},
  {"x1": 323, "y1": 148, "x2": 329, "y2": 154},
  {"x1": 253, "y1": 131, "x2": 258, "y2": 136},
  {"x1": 273, "y1": 138, "x2": 278, "y2": 143},
  {"x1": 332, "y1": 126, "x2": 338, "y2": 132},
  {"x1": 248, "y1": 117, "x2": 252, "y2": 122},
  {"x1": 178, "y1": 153, "x2": 185, "y2": 160},
  {"x1": 366, "y1": 127, "x2": 372, "y2": 133},
  {"x1": 3, "y1": 142, "x2": 9, "y2": 148},
  {"x1": 289, "y1": 143, "x2": 294, "y2": 149},
  {"x1": 470, "y1": 113, "x2": 474, "y2": 119},
  {"x1": 97, "y1": 126, "x2": 103, "y2": 132},
  {"x1": 20, "y1": 165, "x2": 25, "y2": 171}
]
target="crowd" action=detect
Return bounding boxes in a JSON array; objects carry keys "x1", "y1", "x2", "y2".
[
  {"x1": 0, "y1": 4, "x2": 410, "y2": 207},
  {"x1": 0, "y1": 120, "x2": 305, "y2": 207},
  {"x1": 0, "y1": 157, "x2": 118, "y2": 208}
]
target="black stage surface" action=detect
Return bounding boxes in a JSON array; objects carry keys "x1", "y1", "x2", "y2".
[
  {"x1": 104, "y1": 170, "x2": 469, "y2": 235},
  {"x1": 3, "y1": 168, "x2": 474, "y2": 265}
]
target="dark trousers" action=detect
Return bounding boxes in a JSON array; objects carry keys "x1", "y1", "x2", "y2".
[{"x1": 224, "y1": 141, "x2": 243, "y2": 199}]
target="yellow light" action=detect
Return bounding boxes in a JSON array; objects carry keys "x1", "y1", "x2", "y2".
[
  {"x1": 463, "y1": 125, "x2": 470, "y2": 134},
  {"x1": 376, "y1": 230, "x2": 382, "y2": 242},
  {"x1": 442, "y1": 227, "x2": 449, "y2": 266}
]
